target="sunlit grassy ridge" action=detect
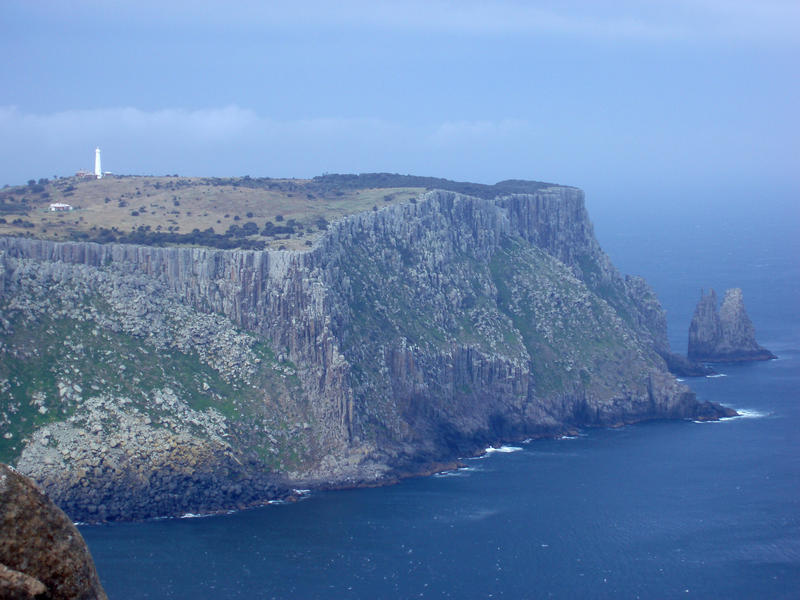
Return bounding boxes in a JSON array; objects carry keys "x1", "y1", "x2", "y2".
[{"x1": 0, "y1": 173, "x2": 554, "y2": 251}]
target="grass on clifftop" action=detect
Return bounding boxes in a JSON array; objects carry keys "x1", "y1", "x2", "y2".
[
  {"x1": 0, "y1": 175, "x2": 422, "y2": 251},
  {"x1": 0, "y1": 173, "x2": 554, "y2": 251}
]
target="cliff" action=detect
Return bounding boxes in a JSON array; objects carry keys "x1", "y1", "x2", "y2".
[
  {"x1": 0, "y1": 186, "x2": 731, "y2": 521},
  {"x1": 688, "y1": 288, "x2": 776, "y2": 362}
]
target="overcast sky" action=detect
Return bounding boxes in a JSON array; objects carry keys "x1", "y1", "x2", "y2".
[{"x1": 1, "y1": 0, "x2": 798, "y2": 207}]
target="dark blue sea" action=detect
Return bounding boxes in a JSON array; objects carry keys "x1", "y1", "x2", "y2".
[{"x1": 81, "y1": 190, "x2": 800, "y2": 599}]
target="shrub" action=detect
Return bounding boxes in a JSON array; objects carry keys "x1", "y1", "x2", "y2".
[{"x1": 241, "y1": 221, "x2": 259, "y2": 235}]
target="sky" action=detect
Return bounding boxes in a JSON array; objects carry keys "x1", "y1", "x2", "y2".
[{"x1": 1, "y1": 0, "x2": 798, "y2": 210}]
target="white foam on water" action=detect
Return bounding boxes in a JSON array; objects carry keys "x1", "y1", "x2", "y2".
[
  {"x1": 434, "y1": 470, "x2": 462, "y2": 478},
  {"x1": 676, "y1": 378, "x2": 685, "y2": 382},
  {"x1": 484, "y1": 445, "x2": 523, "y2": 454},
  {"x1": 464, "y1": 508, "x2": 499, "y2": 521},
  {"x1": 180, "y1": 512, "x2": 213, "y2": 519},
  {"x1": 694, "y1": 408, "x2": 769, "y2": 424},
  {"x1": 706, "y1": 373, "x2": 728, "y2": 378},
  {"x1": 733, "y1": 408, "x2": 769, "y2": 419},
  {"x1": 293, "y1": 489, "x2": 311, "y2": 496},
  {"x1": 434, "y1": 465, "x2": 477, "y2": 477}
]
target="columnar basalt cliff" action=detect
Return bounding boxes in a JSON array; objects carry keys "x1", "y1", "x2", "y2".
[
  {"x1": 688, "y1": 288, "x2": 775, "y2": 362},
  {"x1": 0, "y1": 186, "x2": 732, "y2": 521}
]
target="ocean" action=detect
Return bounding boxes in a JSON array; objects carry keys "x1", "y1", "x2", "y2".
[{"x1": 80, "y1": 191, "x2": 800, "y2": 599}]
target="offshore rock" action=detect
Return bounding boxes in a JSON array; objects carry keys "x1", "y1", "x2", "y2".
[
  {"x1": 0, "y1": 187, "x2": 733, "y2": 522},
  {"x1": 0, "y1": 463, "x2": 107, "y2": 600},
  {"x1": 688, "y1": 288, "x2": 776, "y2": 362},
  {"x1": 659, "y1": 352, "x2": 715, "y2": 377}
]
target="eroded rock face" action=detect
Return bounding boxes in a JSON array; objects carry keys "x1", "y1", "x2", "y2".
[
  {"x1": 688, "y1": 288, "x2": 776, "y2": 362},
  {"x1": 0, "y1": 463, "x2": 107, "y2": 600}
]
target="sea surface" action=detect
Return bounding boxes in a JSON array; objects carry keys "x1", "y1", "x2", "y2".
[{"x1": 81, "y1": 194, "x2": 800, "y2": 599}]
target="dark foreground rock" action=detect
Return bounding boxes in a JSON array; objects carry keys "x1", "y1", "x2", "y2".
[
  {"x1": 688, "y1": 288, "x2": 776, "y2": 362},
  {"x1": 659, "y1": 351, "x2": 716, "y2": 377},
  {"x1": 693, "y1": 401, "x2": 738, "y2": 421},
  {"x1": 0, "y1": 463, "x2": 107, "y2": 600}
]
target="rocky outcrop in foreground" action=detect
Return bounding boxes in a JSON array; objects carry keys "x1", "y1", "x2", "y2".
[
  {"x1": 0, "y1": 186, "x2": 734, "y2": 522},
  {"x1": 688, "y1": 288, "x2": 776, "y2": 362},
  {"x1": 0, "y1": 463, "x2": 107, "y2": 600}
]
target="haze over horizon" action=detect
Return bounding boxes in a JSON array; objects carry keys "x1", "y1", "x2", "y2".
[{"x1": 1, "y1": 1, "x2": 798, "y2": 209}]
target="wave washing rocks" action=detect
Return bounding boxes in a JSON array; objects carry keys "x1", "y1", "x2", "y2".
[{"x1": 688, "y1": 288, "x2": 776, "y2": 363}]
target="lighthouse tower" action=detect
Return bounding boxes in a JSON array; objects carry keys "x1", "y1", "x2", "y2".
[{"x1": 94, "y1": 147, "x2": 102, "y2": 179}]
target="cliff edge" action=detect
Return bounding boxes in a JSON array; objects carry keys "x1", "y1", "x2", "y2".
[{"x1": 688, "y1": 288, "x2": 776, "y2": 362}]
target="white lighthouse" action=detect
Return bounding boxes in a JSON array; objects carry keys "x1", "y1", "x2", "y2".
[{"x1": 94, "y1": 147, "x2": 102, "y2": 179}]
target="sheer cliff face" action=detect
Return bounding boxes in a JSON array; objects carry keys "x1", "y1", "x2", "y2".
[
  {"x1": 688, "y1": 288, "x2": 775, "y2": 362},
  {"x1": 0, "y1": 188, "x2": 725, "y2": 521}
]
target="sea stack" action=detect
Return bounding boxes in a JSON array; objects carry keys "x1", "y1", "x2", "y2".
[{"x1": 688, "y1": 288, "x2": 776, "y2": 362}]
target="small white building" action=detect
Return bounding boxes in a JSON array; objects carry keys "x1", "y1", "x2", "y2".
[{"x1": 49, "y1": 202, "x2": 73, "y2": 212}]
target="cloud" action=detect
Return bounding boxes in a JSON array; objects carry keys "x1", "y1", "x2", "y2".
[
  {"x1": 429, "y1": 120, "x2": 533, "y2": 146},
  {"x1": 0, "y1": 106, "x2": 498, "y2": 183},
  {"x1": 1, "y1": 105, "x2": 795, "y2": 191}
]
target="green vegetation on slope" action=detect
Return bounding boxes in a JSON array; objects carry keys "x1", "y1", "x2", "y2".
[
  {"x1": 0, "y1": 311, "x2": 305, "y2": 467},
  {"x1": 490, "y1": 236, "x2": 645, "y2": 398}
]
